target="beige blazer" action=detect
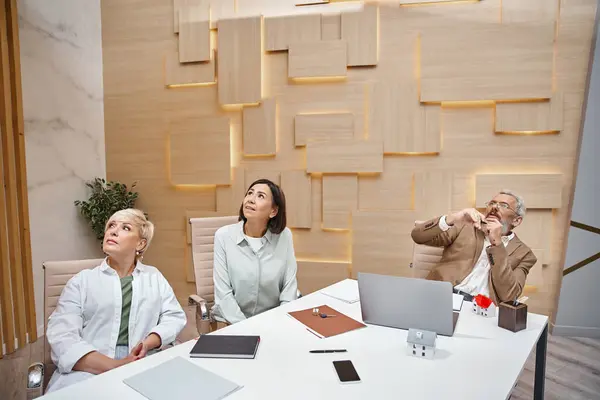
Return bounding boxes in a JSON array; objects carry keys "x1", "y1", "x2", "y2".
[{"x1": 411, "y1": 216, "x2": 537, "y2": 304}]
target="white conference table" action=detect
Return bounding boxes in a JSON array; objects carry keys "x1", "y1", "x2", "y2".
[{"x1": 41, "y1": 279, "x2": 548, "y2": 400}]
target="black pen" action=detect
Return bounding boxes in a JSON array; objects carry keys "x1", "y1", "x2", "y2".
[{"x1": 309, "y1": 349, "x2": 347, "y2": 353}]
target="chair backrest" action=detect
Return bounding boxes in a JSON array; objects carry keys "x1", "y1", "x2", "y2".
[
  {"x1": 43, "y1": 259, "x2": 104, "y2": 382},
  {"x1": 411, "y1": 243, "x2": 444, "y2": 279},
  {"x1": 411, "y1": 220, "x2": 444, "y2": 279},
  {"x1": 189, "y1": 216, "x2": 238, "y2": 308}
]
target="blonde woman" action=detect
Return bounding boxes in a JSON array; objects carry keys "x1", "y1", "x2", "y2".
[{"x1": 46, "y1": 209, "x2": 186, "y2": 393}]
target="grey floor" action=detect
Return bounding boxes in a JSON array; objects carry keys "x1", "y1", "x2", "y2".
[{"x1": 511, "y1": 335, "x2": 600, "y2": 400}]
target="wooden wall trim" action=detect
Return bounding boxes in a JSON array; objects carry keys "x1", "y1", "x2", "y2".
[
  {"x1": 6, "y1": 0, "x2": 36, "y2": 342},
  {"x1": 0, "y1": 0, "x2": 37, "y2": 357},
  {"x1": 0, "y1": 0, "x2": 17, "y2": 355}
]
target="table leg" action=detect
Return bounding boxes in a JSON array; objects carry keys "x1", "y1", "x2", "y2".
[{"x1": 534, "y1": 323, "x2": 548, "y2": 400}]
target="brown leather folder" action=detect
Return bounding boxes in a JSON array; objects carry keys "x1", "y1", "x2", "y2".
[{"x1": 288, "y1": 305, "x2": 366, "y2": 338}]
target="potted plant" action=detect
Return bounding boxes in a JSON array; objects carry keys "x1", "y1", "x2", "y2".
[{"x1": 74, "y1": 177, "x2": 142, "y2": 242}]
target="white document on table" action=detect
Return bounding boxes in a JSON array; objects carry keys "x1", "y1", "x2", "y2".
[
  {"x1": 124, "y1": 356, "x2": 242, "y2": 400},
  {"x1": 320, "y1": 279, "x2": 360, "y2": 304},
  {"x1": 453, "y1": 293, "x2": 464, "y2": 311}
]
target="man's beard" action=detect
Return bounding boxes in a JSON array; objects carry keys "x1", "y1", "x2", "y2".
[
  {"x1": 500, "y1": 220, "x2": 512, "y2": 235},
  {"x1": 486, "y1": 211, "x2": 512, "y2": 236}
]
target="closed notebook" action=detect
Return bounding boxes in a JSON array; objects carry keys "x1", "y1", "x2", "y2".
[
  {"x1": 320, "y1": 280, "x2": 360, "y2": 304},
  {"x1": 288, "y1": 305, "x2": 366, "y2": 338},
  {"x1": 190, "y1": 335, "x2": 260, "y2": 359},
  {"x1": 123, "y1": 356, "x2": 242, "y2": 400}
]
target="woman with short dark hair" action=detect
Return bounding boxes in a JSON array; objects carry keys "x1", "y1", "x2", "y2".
[{"x1": 212, "y1": 179, "x2": 298, "y2": 324}]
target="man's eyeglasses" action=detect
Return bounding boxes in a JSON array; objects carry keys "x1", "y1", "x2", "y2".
[{"x1": 485, "y1": 201, "x2": 517, "y2": 214}]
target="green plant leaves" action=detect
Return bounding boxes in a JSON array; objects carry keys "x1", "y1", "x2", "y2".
[{"x1": 73, "y1": 177, "x2": 142, "y2": 242}]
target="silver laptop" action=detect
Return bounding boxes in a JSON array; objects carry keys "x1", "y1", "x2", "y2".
[{"x1": 358, "y1": 272, "x2": 459, "y2": 336}]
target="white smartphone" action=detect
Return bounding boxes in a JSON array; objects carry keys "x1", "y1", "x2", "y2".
[{"x1": 333, "y1": 360, "x2": 361, "y2": 384}]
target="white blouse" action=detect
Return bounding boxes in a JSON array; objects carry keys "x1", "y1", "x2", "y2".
[
  {"x1": 46, "y1": 259, "x2": 186, "y2": 376},
  {"x1": 212, "y1": 221, "x2": 298, "y2": 324}
]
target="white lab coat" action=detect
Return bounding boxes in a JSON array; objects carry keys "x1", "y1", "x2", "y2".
[{"x1": 46, "y1": 259, "x2": 186, "y2": 393}]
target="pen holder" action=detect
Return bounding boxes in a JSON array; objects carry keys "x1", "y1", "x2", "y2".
[{"x1": 498, "y1": 302, "x2": 528, "y2": 333}]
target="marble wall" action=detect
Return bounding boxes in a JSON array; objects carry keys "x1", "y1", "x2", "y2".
[{"x1": 18, "y1": 0, "x2": 106, "y2": 334}]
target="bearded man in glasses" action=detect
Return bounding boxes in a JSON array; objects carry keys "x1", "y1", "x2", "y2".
[{"x1": 411, "y1": 190, "x2": 537, "y2": 304}]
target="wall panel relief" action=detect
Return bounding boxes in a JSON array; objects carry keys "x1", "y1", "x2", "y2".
[{"x1": 102, "y1": 0, "x2": 597, "y2": 319}]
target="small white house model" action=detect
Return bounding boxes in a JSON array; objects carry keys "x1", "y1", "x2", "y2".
[
  {"x1": 471, "y1": 294, "x2": 497, "y2": 318},
  {"x1": 406, "y1": 328, "x2": 437, "y2": 360}
]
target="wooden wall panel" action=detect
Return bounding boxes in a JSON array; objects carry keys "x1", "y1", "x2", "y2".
[
  {"x1": 175, "y1": 0, "x2": 363, "y2": 28},
  {"x1": 475, "y1": 174, "x2": 563, "y2": 209},
  {"x1": 280, "y1": 83, "x2": 366, "y2": 142},
  {"x1": 420, "y1": 25, "x2": 554, "y2": 102},
  {"x1": 173, "y1": 0, "x2": 182, "y2": 32},
  {"x1": 341, "y1": 5, "x2": 378, "y2": 66},
  {"x1": 174, "y1": 0, "x2": 235, "y2": 32},
  {"x1": 178, "y1": 2, "x2": 210, "y2": 62},
  {"x1": 236, "y1": 1, "x2": 362, "y2": 21},
  {"x1": 169, "y1": 116, "x2": 231, "y2": 185},
  {"x1": 423, "y1": 105, "x2": 441, "y2": 152},
  {"x1": 441, "y1": 106, "x2": 573, "y2": 159},
  {"x1": 165, "y1": 52, "x2": 215, "y2": 86},
  {"x1": 495, "y1": 93, "x2": 564, "y2": 134},
  {"x1": 451, "y1": 172, "x2": 476, "y2": 212},
  {"x1": 514, "y1": 211, "x2": 555, "y2": 302},
  {"x1": 352, "y1": 211, "x2": 416, "y2": 278},
  {"x1": 555, "y1": 0, "x2": 597, "y2": 95},
  {"x1": 414, "y1": 171, "x2": 452, "y2": 220},
  {"x1": 377, "y1": 0, "x2": 502, "y2": 35},
  {"x1": 369, "y1": 82, "x2": 440, "y2": 153},
  {"x1": 243, "y1": 98, "x2": 277, "y2": 156},
  {"x1": 501, "y1": 0, "x2": 559, "y2": 24},
  {"x1": 306, "y1": 140, "x2": 383, "y2": 173},
  {"x1": 440, "y1": 107, "x2": 495, "y2": 156},
  {"x1": 264, "y1": 14, "x2": 322, "y2": 51},
  {"x1": 322, "y1": 175, "x2": 358, "y2": 230},
  {"x1": 281, "y1": 170, "x2": 312, "y2": 228},
  {"x1": 173, "y1": 0, "x2": 506, "y2": 30},
  {"x1": 103, "y1": 0, "x2": 597, "y2": 323},
  {"x1": 321, "y1": 13, "x2": 341, "y2": 40},
  {"x1": 216, "y1": 167, "x2": 246, "y2": 214},
  {"x1": 514, "y1": 211, "x2": 553, "y2": 252},
  {"x1": 208, "y1": 0, "x2": 236, "y2": 29},
  {"x1": 294, "y1": 112, "x2": 354, "y2": 146},
  {"x1": 358, "y1": 159, "x2": 413, "y2": 211},
  {"x1": 398, "y1": 0, "x2": 470, "y2": 3},
  {"x1": 297, "y1": 260, "x2": 351, "y2": 296},
  {"x1": 291, "y1": 177, "x2": 350, "y2": 261},
  {"x1": 526, "y1": 249, "x2": 549, "y2": 288},
  {"x1": 296, "y1": 0, "x2": 328, "y2": 5},
  {"x1": 288, "y1": 40, "x2": 347, "y2": 78},
  {"x1": 245, "y1": 169, "x2": 281, "y2": 187},
  {"x1": 217, "y1": 16, "x2": 262, "y2": 105}
]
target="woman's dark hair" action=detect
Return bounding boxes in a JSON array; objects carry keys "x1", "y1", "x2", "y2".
[{"x1": 238, "y1": 179, "x2": 287, "y2": 234}]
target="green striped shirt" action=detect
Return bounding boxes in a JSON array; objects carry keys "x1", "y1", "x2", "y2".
[{"x1": 117, "y1": 276, "x2": 134, "y2": 346}]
